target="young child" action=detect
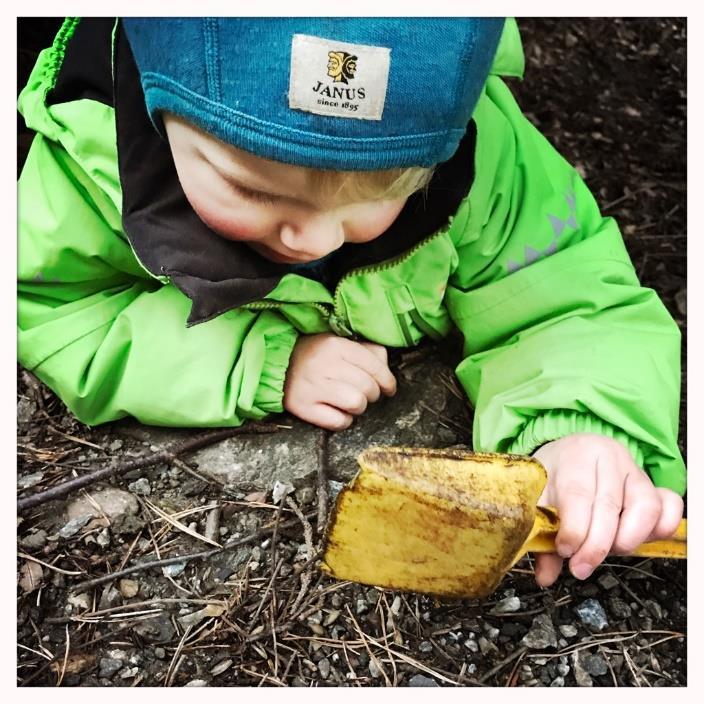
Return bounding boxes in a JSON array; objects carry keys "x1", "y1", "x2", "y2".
[{"x1": 18, "y1": 18, "x2": 685, "y2": 587}]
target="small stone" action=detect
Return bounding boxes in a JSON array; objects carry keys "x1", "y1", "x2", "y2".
[
  {"x1": 478, "y1": 636, "x2": 497, "y2": 655},
  {"x1": 133, "y1": 614, "x2": 175, "y2": 643},
  {"x1": 99, "y1": 657, "x2": 123, "y2": 678},
  {"x1": 331, "y1": 593, "x2": 343, "y2": 608},
  {"x1": 154, "y1": 647, "x2": 166, "y2": 659},
  {"x1": 565, "y1": 32, "x2": 578, "y2": 47},
  {"x1": 609, "y1": 596, "x2": 632, "y2": 620},
  {"x1": 572, "y1": 652, "x2": 593, "y2": 687},
  {"x1": 109, "y1": 439, "x2": 124, "y2": 452},
  {"x1": 294, "y1": 487, "x2": 315, "y2": 505},
  {"x1": 559, "y1": 624, "x2": 578, "y2": 638},
  {"x1": 318, "y1": 658, "x2": 331, "y2": 679},
  {"x1": 521, "y1": 614, "x2": 558, "y2": 649},
  {"x1": 67, "y1": 488, "x2": 139, "y2": 522},
  {"x1": 96, "y1": 528, "x2": 111, "y2": 548},
  {"x1": 466, "y1": 663, "x2": 477, "y2": 675},
  {"x1": 128, "y1": 478, "x2": 151, "y2": 496},
  {"x1": 19, "y1": 529, "x2": 48, "y2": 550},
  {"x1": 119, "y1": 667, "x2": 139, "y2": 679},
  {"x1": 464, "y1": 638, "x2": 479, "y2": 652},
  {"x1": 486, "y1": 626, "x2": 500, "y2": 641},
  {"x1": 184, "y1": 679, "x2": 208, "y2": 687},
  {"x1": 582, "y1": 653, "x2": 608, "y2": 677},
  {"x1": 162, "y1": 561, "x2": 187, "y2": 578},
  {"x1": 644, "y1": 599, "x2": 664, "y2": 621},
  {"x1": 271, "y1": 480, "x2": 294, "y2": 504},
  {"x1": 408, "y1": 674, "x2": 439, "y2": 687},
  {"x1": 17, "y1": 397, "x2": 37, "y2": 426},
  {"x1": 597, "y1": 572, "x2": 620, "y2": 591},
  {"x1": 575, "y1": 599, "x2": 609, "y2": 631},
  {"x1": 557, "y1": 663, "x2": 570, "y2": 676},
  {"x1": 356, "y1": 597, "x2": 369, "y2": 615},
  {"x1": 59, "y1": 514, "x2": 93, "y2": 539},
  {"x1": 308, "y1": 623, "x2": 325, "y2": 636},
  {"x1": 550, "y1": 676, "x2": 565, "y2": 687},
  {"x1": 17, "y1": 472, "x2": 44, "y2": 490},
  {"x1": 119, "y1": 579, "x2": 139, "y2": 598},
  {"x1": 68, "y1": 593, "x2": 91, "y2": 611},
  {"x1": 419, "y1": 641, "x2": 433, "y2": 653},
  {"x1": 327, "y1": 480, "x2": 345, "y2": 501},
  {"x1": 490, "y1": 596, "x2": 521, "y2": 614},
  {"x1": 324, "y1": 610, "x2": 341, "y2": 626},
  {"x1": 391, "y1": 596, "x2": 402, "y2": 615}
]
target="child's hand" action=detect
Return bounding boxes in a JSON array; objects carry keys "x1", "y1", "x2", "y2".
[
  {"x1": 283, "y1": 333, "x2": 397, "y2": 430},
  {"x1": 532, "y1": 433, "x2": 683, "y2": 587}
]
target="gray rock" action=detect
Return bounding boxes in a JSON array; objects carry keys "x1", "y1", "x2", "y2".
[
  {"x1": 575, "y1": 599, "x2": 609, "y2": 631},
  {"x1": 597, "y1": 572, "x2": 619, "y2": 591},
  {"x1": 485, "y1": 626, "x2": 500, "y2": 641},
  {"x1": 572, "y1": 652, "x2": 593, "y2": 687},
  {"x1": 327, "y1": 358, "x2": 466, "y2": 480},
  {"x1": 162, "y1": 561, "x2": 187, "y2": 578},
  {"x1": 557, "y1": 664, "x2": 570, "y2": 677},
  {"x1": 368, "y1": 658, "x2": 383, "y2": 679},
  {"x1": 154, "y1": 647, "x2": 166, "y2": 659},
  {"x1": 408, "y1": 674, "x2": 439, "y2": 687},
  {"x1": 419, "y1": 640, "x2": 433, "y2": 653},
  {"x1": 128, "y1": 478, "x2": 151, "y2": 496},
  {"x1": 59, "y1": 514, "x2": 93, "y2": 539},
  {"x1": 109, "y1": 439, "x2": 124, "y2": 452},
  {"x1": 96, "y1": 528, "x2": 111, "y2": 548},
  {"x1": 644, "y1": 599, "x2": 664, "y2": 621},
  {"x1": 356, "y1": 597, "x2": 369, "y2": 615},
  {"x1": 17, "y1": 397, "x2": 37, "y2": 426},
  {"x1": 558, "y1": 624, "x2": 578, "y2": 638},
  {"x1": 582, "y1": 653, "x2": 608, "y2": 677},
  {"x1": 609, "y1": 596, "x2": 632, "y2": 620},
  {"x1": 490, "y1": 596, "x2": 521, "y2": 614},
  {"x1": 67, "y1": 488, "x2": 139, "y2": 522},
  {"x1": 19, "y1": 529, "x2": 48, "y2": 550},
  {"x1": 17, "y1": 472, "x2": 44, "y2": 491},
  {"x1": 464, "y1": 638, "x2": 478, "y2": 653},
  {"x1": 478, "y1": 636, "x2": 497, "y2": 655},
  {"x1": 132, "y1": 614, "x2": 175, "y2": 643},
  {"x1": 185, "y1": 680, "x2": 208, "y2": 687},
  {"x1": 550, "y1": 676, "x2": 565, "y2": 687},
  {"x1": 521, "y1": 614, "x2": 558, "y2": 649},
  {"x1": 99, "y1": 657, "x2": 123, "y2": 678}
]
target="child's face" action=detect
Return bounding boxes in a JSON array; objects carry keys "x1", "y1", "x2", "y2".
[{"x1": 164, "y1": 115, "x2": 407, "y2": 264}]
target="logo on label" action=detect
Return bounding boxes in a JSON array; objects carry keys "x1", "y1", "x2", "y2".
[
  {"x1": 289, "y1": 34, "x2": 390, "y2": 121},
  {"x1": 327, "y1": 51, "x2": 358, "y2": 84}
]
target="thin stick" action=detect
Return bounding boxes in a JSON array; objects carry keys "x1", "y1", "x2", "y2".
[
  {"x1": 17, "y1": 424, "x2": 279, "y2": 512},
  {"x1": 479, "y1": 646, "x2": 528, "y2": 684},
  {"x1": 70, "y1": 514, "x2": 307, "y2": 594},
  {"x1": 316, "y1": 429, "x2": 330, "y2": 536}
]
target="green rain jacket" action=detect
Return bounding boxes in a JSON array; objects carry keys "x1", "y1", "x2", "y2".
[{"x1": 18, "y1": 18, "x2": 686, "y2": 494}]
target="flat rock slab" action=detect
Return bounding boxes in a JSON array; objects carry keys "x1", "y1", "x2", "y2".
[{"x1": 114, "y1": 353, "x2": 471, "y2": 491}]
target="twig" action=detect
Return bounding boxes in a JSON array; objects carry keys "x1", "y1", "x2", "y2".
[
  {"x1": 479, "y1": 646, "x2": 529, "y2": 684},
  {"x1": 17, "y1": 552, "x2": 85, "y2": 576},
  {"x1": 316, "y1": 429, "x2": 330, "y2": 536},
  {"x1": 17, "y1": 424, "x2": 279, "y2": 512},
  {"x1": 55, "y1": 625, "x2": 70, "y2": 687},
  {"x1": 70, "y1": 514, "x2": 309, "y2": 594}
]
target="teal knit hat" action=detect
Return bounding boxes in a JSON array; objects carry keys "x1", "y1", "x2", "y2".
[{"x1": 123, "y1": 17, "x2": 504, "y2": 170}]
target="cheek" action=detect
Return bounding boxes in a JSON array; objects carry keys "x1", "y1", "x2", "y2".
[
  {"x1": 345, "y1": 201, "x2": 406, "y2": 242},
  {"x1": 187, "y1": 192, "x2": 268, "y2": 242}
]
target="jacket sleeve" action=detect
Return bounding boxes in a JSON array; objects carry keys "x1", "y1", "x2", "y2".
[
  {"x1": 444, "y1": 75, "x2": 686, "y2": 495},
  {"x1": 18, "y1": 130, "x2": 298, "y2": 428}
]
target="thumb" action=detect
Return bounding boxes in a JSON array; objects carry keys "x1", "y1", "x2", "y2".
[{"x1": 534, "y1": 552, "x2": 564, "y2": 588}]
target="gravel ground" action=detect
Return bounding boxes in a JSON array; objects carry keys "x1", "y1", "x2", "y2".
[{"x1": 17, "y1": 18, "x2": 686, "y2": 687}]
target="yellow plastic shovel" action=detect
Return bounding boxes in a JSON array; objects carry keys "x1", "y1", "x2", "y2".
[{"x1": 321, "y1": 447, "x2": 686, "y2": 599}]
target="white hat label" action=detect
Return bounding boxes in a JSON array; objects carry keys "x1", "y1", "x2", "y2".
[{"x1": 289, "y1": 33, "x2": 390, "y2": 121}]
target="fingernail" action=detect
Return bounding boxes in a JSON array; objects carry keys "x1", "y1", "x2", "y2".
[
  {"x1": 571, "y1": 563, "x2": 593, "y2": 580},
  {"x1": 556, "y1": 543, "x2": 573, "y2": 559}
]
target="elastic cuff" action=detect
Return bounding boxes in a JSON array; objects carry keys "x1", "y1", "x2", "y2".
[
  {"x1": 251, "y1": 326, "x2": 299, "y2": 416},
  {"x1": 506, "y1": 410, "x2": 646, "y2": 469}
]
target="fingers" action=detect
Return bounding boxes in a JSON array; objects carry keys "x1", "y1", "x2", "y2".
[
  {"x1": 649, "y1": 488, "x2": 684, "y2": 541},
  {"x1": 342, "y1": 340, "x2": 397, "y2": 396},
  {"x1": 534, "y1": 553, "x2": 564, "y2": 588},
  {"x1": 552, "y1": 466, "x2": 596, "y2": 560},
  {"x1": 611, "y1": 470, "x2": 663, "y2": 554},
  {"x1": 301, "y1": 403, "x2": 354, "y2": 432},
  {"x1": 328, "y1": 362, "x2": 381, "y2": 404},
  {"x1": 568, "y1": 457, "x2": 624, "y2": 579}
]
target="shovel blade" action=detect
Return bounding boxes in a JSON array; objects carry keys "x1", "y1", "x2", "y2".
[{"x1": 321, "y1": 447, "x2": 547, "y2": 599}]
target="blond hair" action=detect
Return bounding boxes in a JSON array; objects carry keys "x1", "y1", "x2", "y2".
[{"x1": 307, "y1": 165, "x2": 435, "y2": 205}]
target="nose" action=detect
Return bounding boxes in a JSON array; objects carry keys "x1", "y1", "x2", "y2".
[{"x1": 279, "y1": 212, "x2": 345, "y2": 259}]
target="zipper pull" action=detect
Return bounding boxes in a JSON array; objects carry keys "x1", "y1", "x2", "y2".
[{"x1": 328, "y1": 312, "x2": 355, "y2": 338}]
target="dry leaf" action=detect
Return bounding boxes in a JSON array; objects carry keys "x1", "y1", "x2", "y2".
[{"x1": 50, "y1": 652, "x2": 97, "y2": 675}]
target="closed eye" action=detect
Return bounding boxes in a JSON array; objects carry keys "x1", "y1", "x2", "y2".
[{"x1": 233, "y1": 184, "x2": 279, "y2": 205}]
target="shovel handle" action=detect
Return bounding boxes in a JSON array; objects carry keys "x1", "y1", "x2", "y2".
[{"x1": 526, "y1": 507, "x2": 687, "y2": 559}]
